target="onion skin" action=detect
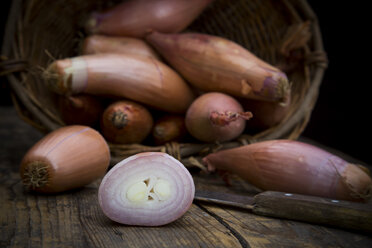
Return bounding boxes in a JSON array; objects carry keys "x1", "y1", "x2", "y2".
[
  {"x1": 101, "y1": 100, "x2": 153, "y2": 144},
  {"x1": 44, "y1": 53, "x2": 195, "y2": 113},
  {"x1": 98, "y1": 152, "x2": 195, "y2": 226},
  {"x1": 86, "y1": 0, "x2": 214, "y2": 38},
  {"x1": 185, "y1": 92, "x2": 252, "y2": 143},
  {"x1": 20, "y1": 125, "x2": 110, "y2": 193},
  {"x1": 203, "y1": 140, "x2": 372, "y2": 202},
  {"x1": 152, "y1": 115, "x2": 187, "y2": 145},
  {"x1": 81, "y1": 35, "x2": 160, "y2": 60},
  {"x1": 146, "y1": 31, "x2": 290, "y2": 102},
  {"x1": 58, "y1": 94, "x2": 104, "y2": 126}
]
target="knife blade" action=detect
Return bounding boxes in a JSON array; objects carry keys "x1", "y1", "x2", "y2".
[{"x1": 194, "y1": 190, "x2": 372, "y2": 233}]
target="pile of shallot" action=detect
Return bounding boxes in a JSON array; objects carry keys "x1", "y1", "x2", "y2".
[
  {"x1": 18, "y1": 0, "x2": 371, "y2": 228},
  {"x1": 44, "y1": 0, "x2": 291, "y2": 146}
]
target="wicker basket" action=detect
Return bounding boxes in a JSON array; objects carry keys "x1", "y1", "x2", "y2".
[{"x1": 2, "y1": 0, "x2": 327, "y2": 167}]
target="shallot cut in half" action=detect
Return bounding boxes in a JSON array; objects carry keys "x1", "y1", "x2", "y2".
[
  {"x1": 146, "y1": 31, "x2": 290, "y2": 103},
  {"x1": 43, "y1": 53, "x2": 195, "y2": 113},
  {"x1": 101, "y1": 100, "x2": 153, "y2": 144},
  {"x1": 185, "y1": 92, "x2": 253, "y2": 143},
  {"x1": 20, "y1": 125, "x2": 110, "y2": 193},
  {"x1": 86, "y1": 0, "x2": 214, "y2": 38},
  {"x1": 98, "y1": 152, "x2": 195, "y2": 226},
  {"x1": 81, "y1": 35, "x2": 160, "y2": 60},
  {"x1": 203, "y1": 140, "x2": 372, "y2": 202}
]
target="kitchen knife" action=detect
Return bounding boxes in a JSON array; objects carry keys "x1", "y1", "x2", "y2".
[{"x1": 194, "y1": 190, "x2": 372, "y2": 233}]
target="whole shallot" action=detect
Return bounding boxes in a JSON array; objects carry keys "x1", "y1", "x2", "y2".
[
  {"x1": 185, "y1": 92, "x2": 252, "y2": 143},
  {"x1": 20, "y1": 125, "x2": 110, "y2": 193},
  {"x1": 203, "y1": 139, "x2": 372, "y2": 202},
  {"x1": 101, "y1": 100, "x2": 153, "y2": 144},
  {"x1": 86, "y1": 0, "x2": 214, "y2": 38},
  {"x1": 146, "y1": 31, "x2": 290, "y2": 103},
  {"x1": 44, "y1": 53, "x2": 195, "y2": 113}
]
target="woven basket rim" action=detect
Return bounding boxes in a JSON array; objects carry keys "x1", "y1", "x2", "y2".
[{"x1": 2, "y1": 0, "x2": 328, "y2": 163}]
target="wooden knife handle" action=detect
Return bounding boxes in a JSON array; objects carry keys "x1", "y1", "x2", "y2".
[{"x1": 252, "y1": 191, "x2": 372, "y2": 233}]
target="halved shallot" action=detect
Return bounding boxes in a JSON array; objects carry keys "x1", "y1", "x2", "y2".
[
  {"x1": 86, "y1": 0, "x2": 214, "y2": 38},
  {"x1": 146, "y1": 31, "x2": 290, "y2": 103},
  {"x1": 98, "y1": 152, "x2": 195, "y2": 226},
  {"x1": 203, "y1": 140, "x2": 372, "y2": 202},
  {"x1": 44, "y1": 53, "x2": 195, "y2": 113}
]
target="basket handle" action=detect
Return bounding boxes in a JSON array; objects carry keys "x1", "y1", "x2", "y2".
[{"x1": 0, "y1": 56, "x2": 28, "y2": 76}]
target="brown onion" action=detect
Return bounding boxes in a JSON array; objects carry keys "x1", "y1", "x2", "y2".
[
  {"x1": 185, "y1": 92, "x2": 252, "y2": 143},
  {"x1": 101, "y1": 100, "x2": 153, "y2": 144},
  {"x1": 98, "y1": 152, "x2": 195, "y2": 226},
  {"x1": 86, "y1": 0, "x2": 214, "y2": 38},
  {"x1": 20, "y1": 125, "x2": 110, "y2": 193},
  {"x1": 44, "y1": 53, "x2": 195, "y2": 113},
  {"x1": 152, "y1": 115, "x2": 187, "y2": 145},
  {"x1": 146, "y1": 31, "x2": 290, "y2": 103},
  {"x1": 58, "y1": 94, "x2": 104, "y2": 127},
  {"x1": 203, "y1": 140, "x2": 372, "y2": 202},
  {"x1": 81, "y1": 35, "x2": 160, "y2": 59}
]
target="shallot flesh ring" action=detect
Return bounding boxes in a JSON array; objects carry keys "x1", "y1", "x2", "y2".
[{"x1": 98, "y1": 152, "x2": 195, "y2": 226}]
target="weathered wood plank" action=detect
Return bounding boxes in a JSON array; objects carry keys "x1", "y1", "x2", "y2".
[
  {"x1": 0, "y1": 172, "x2": 244, "y2": 247},
  {"x1": 2, "y1": 105, "x2": 372, "y2": 248},
  {"x1": 193, "y1": 173, "x2": 372, "y2": 248}
]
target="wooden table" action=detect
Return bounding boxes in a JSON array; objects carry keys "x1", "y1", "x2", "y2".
[{"x1": 1, "y1": 106, "x2": 372, "y2": 248}]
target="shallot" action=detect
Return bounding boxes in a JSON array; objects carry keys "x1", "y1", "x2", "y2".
[
  {"x1": 146, "y1": 31, "x2": 290, "y2": 103},
  {"x1": 185, "y1": 92, "x2": 252, "y2": 143},
  {"x1": 152, "y1": 115, "x2": 187, "y2": 145},
  {"x1": 241, "y1": 93, "x2": 291, "y2": 130},
  {"x1": 20, "y1": 125, "x2": 110, "y2": 193},
  {"x1": 98, "y1": 152, "x2": 195, "y2": 226},
  {"x1": 101, "y1": 100, "x2": 153, "y2": 144},
  {"x1": 81, "y1": 35, "x2": 160, "y2": 59},
  {"x1": 203, "y1": 139, "x2": 372, "y2": 201},
  {"x1": 86, "y1": 0, "x2": 214, "y2": 38},
  {"x1": 44, "y1": 53, "x2": 195, "y2": 113},
  {"x1": 58, "y1": 94, "x2": 103, "y2": 127}
]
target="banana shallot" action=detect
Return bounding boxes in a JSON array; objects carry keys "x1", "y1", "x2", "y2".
[
  {"x1": 44, "y1": 53, "x2": 195, "y2": 113},
  {"x1": 203, "y1": 140, "x2": 372, "y2": 202}
]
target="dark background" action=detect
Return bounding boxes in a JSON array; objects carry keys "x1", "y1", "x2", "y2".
[{"x1": 1, "y1": 1, "x2": 370, "y2": 164}]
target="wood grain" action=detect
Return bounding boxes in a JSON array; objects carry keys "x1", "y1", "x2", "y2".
[{"x1": 1, "y1": 106, "x2": 372, "y2": 248}]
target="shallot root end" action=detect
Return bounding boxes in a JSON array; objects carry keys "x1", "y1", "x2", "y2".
[
  {"x1": 209, "y1": 111, "x2": 253, "y2": 126},
  {"x1": 111, "y1": 111, "x2": 128, "y2": 129},
  {"x1": 277, "y1": 78, "x2": 291, "y2": 106},
  {"x1": 22, "y1": 161, "x2": 50, "y2": 190}
]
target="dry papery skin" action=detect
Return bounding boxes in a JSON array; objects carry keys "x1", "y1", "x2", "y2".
[
  {"x1": 101, "y1": 100, "x2": 154, "y2": 144},
  {"x1": 44, "y1": 53, "x2": 195, "y2": 113},
  {"x1": 146, "y1": 31, "x2": 290, "y2": 103},
  {"x1": 98, "y1": 152, "x2": 195, "y2": 226},
  {"x1": 203, "y1": 140, "x2": 372, "y2": 202},
  {"x1": 86, "y1": 0, "x2": 214, "y2": 38},
  {"x1": 20, "y1": 125, "x2": 110, "y2": 193}
]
